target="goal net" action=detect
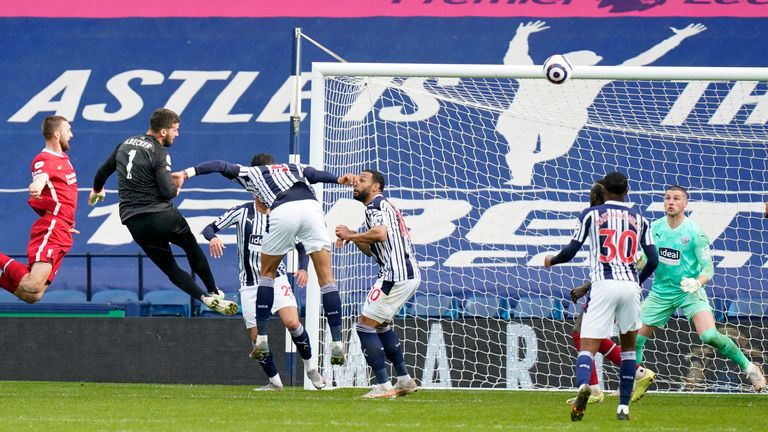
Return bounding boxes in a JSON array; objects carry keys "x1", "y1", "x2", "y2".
[{"x1": 306, "y1": 62, "x2": 768, "y2": 393}]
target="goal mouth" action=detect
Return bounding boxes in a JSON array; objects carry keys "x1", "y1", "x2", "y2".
[{"x1": 307, "y1": 62, "x2": 768, "y2": 393}]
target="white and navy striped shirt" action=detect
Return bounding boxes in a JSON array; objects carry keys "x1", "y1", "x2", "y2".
[
  {"x1": 365, "y1": 195, "x2": 419, "y2": 282},
  {"x1": 209, "y1": 203, "x2": 288, "y2": 286},
  {"x1": 569, "y1": 200, "x2": 654, "y2": 283},
  {"x1": 234, "y1": 163, "x2": 316, "y2": 209}
]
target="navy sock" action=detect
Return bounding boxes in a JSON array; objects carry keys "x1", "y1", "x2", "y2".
[
  {"x1": 619, "y1": 351, "x2": 637, "y2": 406},
  {"x1": 290, "y1": 324, "x2": 312, "y2": 360},
  {"x1": 357, "y1": 322, "x2": 389, "y2": 385},
  {"x1": 378, "y1": 326, "x2": 408, "y2": 377},
  {"x1": 256, "y1": 277, "x2": 274, "y2": 334},
  {"x1": 575, "y1": 351, "x2": 594, "y2": 387},
  {"x1": 321, "y1": 283, "x2": 342, "y2": 341},
  {"x1": 257, "y1": 352, "x2": 279, "y2": 379}
]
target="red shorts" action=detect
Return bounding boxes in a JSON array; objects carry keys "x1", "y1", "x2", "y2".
[{"x1": 27, "y1": 215, "x2": 73, "y2": 284}]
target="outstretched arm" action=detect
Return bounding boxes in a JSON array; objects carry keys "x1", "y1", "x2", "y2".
[
  {"x1": 621, "y1": 23, "x2": 706, "y2": 67},
  {"x1": 504, "y1": 20, "x2": 549, "y2": 66},
  {"x1": 89, "y1": 147, "x2": 119, "y2": 205},
  {"x1": 303, "y1": 166, "x2": 355, "y2": 185}
]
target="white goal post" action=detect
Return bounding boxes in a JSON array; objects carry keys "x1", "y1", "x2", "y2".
[{"x1": 306, "y1": 62, "x2": 768, "y2": 393}]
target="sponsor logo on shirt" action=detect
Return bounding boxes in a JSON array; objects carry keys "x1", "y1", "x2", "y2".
[
  {"x1": 658, "y1": 247, "x2": 680, "y2": 265},
  {"x1": 249, "y1": 234, "x2": 262, "y2": 246}
]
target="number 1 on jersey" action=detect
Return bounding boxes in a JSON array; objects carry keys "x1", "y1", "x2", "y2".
[{"x1": 126, "y1": 149, "x2": 137, "y2": 180}]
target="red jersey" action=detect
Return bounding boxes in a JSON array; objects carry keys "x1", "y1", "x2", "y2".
[{"x1": 27, "y1": 149, "x2": 78, "y2": 226}]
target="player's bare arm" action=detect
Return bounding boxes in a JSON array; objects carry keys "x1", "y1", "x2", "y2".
[
  {"x1": 208, "y1": 236, "x2": 225, "y2": 259},
  {"x1": 28, "y1": 174, "x2": 48, "y2": 199},
  {"x1": 570, "y1": 282, "x2": 591, "y2": 303}
]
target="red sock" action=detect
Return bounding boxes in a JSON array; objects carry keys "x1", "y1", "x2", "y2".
[
  {"x1": 0, "y1": 254, "x2": 29, "y2": 293},
  {"x1": 571, "y1": 331, "x2": 581, "y2": 351},
  {"x1": 599, "y1": 338, "x2": 623, "y2": 366}
]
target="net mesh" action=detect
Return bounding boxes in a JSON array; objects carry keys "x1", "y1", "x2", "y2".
[{"x1": 314, "y1": 72, "x2": 768, "y2": 392}]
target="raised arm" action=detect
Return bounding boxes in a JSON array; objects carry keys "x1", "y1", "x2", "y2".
[
  {"x1": 303, "y1": 166, "x2": 355, "y2": 185},
  {"x1": 180, "y1": 160, "x2": 241, "y2": 180},
  {"x1": 504, "y1": 20, "x2": 550, "y2": 65},
  {"x1": 89, "y1": 146, "x2": 119, "y2": 205},
  {"x1": 620, "y1": 23, "x2": 706, "y2": 67}
]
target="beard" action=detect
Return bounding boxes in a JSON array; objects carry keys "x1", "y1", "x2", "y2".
[
  {"x1": 354, "y1": 189, "x2": 369, "y2": 203},
  {"x1": 60, "y1": 140, "x2": 70, "y2": 152}
]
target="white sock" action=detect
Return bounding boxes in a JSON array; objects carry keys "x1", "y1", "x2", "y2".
[
  {"x1": 635, "y1": 367, "x2": 646, "y2": 380},
  {"x1": 589, "y1": 384, "x2": 601, "y2": 395},
  {"x1": 397, "y1": 375, "x2": 412, "y2": 385},
  {"x1": 256, "y1": 335, "x2": 268, "y2": 345},
  {"x1": 617, "y1": 404, "x2": 629, "y2": 414},
  {"x1": 269, "y1": 374, "x2": 283, "y2": 386},
  {"x1": 303, "y1": 359, "x2": 312, "y2": 371}
]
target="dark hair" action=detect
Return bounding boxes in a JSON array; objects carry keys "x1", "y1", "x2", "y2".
[
  {"x1": 666, "y1": 185, "x2": 689, "y2": 199},
  {"x1": 251, "y1": 153, "x2": 275, "y2": 166},
  {"x1": 601, "y1": 171, "x2": 628, "y2": 195},
  {"x1": 363, "y1": 169, "x2": 386, "y2": 191},
  {"x1": 149, "y1": 108, "x2": 180, "y2": 132},
  {"x1": 41, "y1": 115, "x2": 68, "y2": 140},
  {"x1": 590, "y1": 183, "x2": 605, "y2": 206}
]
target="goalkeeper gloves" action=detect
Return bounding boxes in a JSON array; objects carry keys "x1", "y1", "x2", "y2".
[
  {"x1": 88, "y1": 189, "x2": 106, "y2": 206},
  {"x1": 680, "y1": 277, "x2": 702, "y2": 293},
  {"x1": 634, "y1": 251, "x2": 647, "y2": 271}
]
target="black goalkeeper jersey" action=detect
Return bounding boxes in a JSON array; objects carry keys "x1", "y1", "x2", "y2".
[{"x1": 93, "y1": 134, "x2": 176, "y2": 223}]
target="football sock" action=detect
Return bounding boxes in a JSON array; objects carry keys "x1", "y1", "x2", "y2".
[
  {"x1": 0, "y1": 257, "x2": 27, "y2": 294},
  {"x1": 700, "y1": 327, "x2": 751, "y2": 370},
  {"x1": 256, "y1": 277, "x2": 275, "y2": 335},
  {"x1": 635, "y1": 334, "x2": 648, "y2": 365},
  {"x1": 289, "y1": 324, "x2": 312, "y2": 360},
  {"x1": 321, "y1": 283, "x2": 343, "y2": 341},
  {"x1": 575, "y1": 351, "x2": 594, "y2": 387},
  {"x1": 619, "y1": 351, "x2": 637, "y2": 406},
  {"x1": 357, "y1": 322, "x2": 389, "y2": 385},
  {"x1": 572, "y1": 332, "x2": 600, "y2": 386},
  {"x1": 257, "y1": 352, "x2": 279, "y2": 380},
  {"x1": 599, "y1": 338, "x2": 622, "y2": 366},
  {"x1": 377, "y1": 325, "x2": 408, "y2": 377}
]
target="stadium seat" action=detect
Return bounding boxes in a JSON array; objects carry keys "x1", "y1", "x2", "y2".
[
  {"x1": 409, "y1": 294, "x2": 460, "y2": 319},
  {"x1": 38, "y1": 290, "x2": 87, "y2": 304},
  {"x1": 144, "y1": 290, "x2": 192, "y2": 317},
  {"x1": 512, "y1": 296, "x2": 563, "y2": 320},
  {"x1": 463, "y1": 294, "x2": 510, "y2": 319},
  {"x1": 91, "y1": 289, "x2": 139, "y2": 304},
  {"x1": 727, "y1": 297, "x2": 768, "y2": 319}
]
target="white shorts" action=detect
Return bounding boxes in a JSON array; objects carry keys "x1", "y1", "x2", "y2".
[
  {"x1": 362, "y1": 276, "x2": 420, "y2": 324},
  {"x1": 580, "y1": 279, "x2": 642, "y2": 339},
  {"x1": 261, "y1": 200, "x2": 330, "y2": 256},
  {"x1": 240, "y1": 275, "x2": 298, "y2": 329}
]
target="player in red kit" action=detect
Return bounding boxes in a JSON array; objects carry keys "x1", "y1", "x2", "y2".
[{"x1": 0, "y1": 115, "x2": 78, "y2": 303}]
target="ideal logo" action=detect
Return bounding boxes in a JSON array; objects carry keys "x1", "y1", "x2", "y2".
[
  {"x1": 249, "y1": 234, "x2": 262, "y2": 246},
  {"x1": 658, "y1": 247, "x2": 681, "y2": 264}
]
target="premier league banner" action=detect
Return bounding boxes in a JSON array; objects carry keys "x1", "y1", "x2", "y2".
[{"x1": 0, "y1": 1, "x2": 766, "y2": 297}]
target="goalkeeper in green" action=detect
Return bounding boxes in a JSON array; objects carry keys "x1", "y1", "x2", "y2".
[{"x1": 633, "y1": 185, "x2": 766, "y2": 401}]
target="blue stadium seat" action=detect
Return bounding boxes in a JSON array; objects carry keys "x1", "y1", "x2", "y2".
[
  {"x1": 409, "y1": 294, "x2": 460, "y2": 319},
  {"x1": 727, "y1": 297, "x2": 768, "y2": 319},
  {"x1": 38, "y1": 290, "x2": 87, "y2": 304},
  {"x1": 512, "y1": 296, "x2": 563, "y2": 320},
  {"x1": 144, "y1": 290, "x2": 191, "y2": 317},
  {"x1": 463, "y1": 294, "x2": 510, "y2": 319},
  {"x1": 91, "y1": 289, "x2": 139, "y2": 304}
]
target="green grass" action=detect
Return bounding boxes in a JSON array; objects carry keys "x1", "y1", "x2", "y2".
[{"x1": 1, "y1": 381, "x2": 767, "y2": 431}]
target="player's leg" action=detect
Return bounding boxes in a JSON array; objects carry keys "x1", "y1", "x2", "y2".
[
  {"x1": 14, "y1": 262, "x2": 53, "y2": 304},
  {"x1": 297, "y1": 201, "x2": 345, "y2": 360},
  {"x1": 126, "y1": 213, "x2": 208, "y2": 298},
  {"x1": 241, "y1": 284, "x2": 282, "y2": 391},
  {"x1": 569, "y1": 309, "x2": 603, "y2": 402},
  {"x1": 167, "y1": 209, "x2": 219, "y2": 295},
  {"x1": 249, "y1": 253, "x2": 281, "y2": 360},
  {"x1": 357, "y1": 315, "x2": 394, "y2": 398},
  {"x1": 273, "y1": 277, "x2": 325, "y2": 389},
  {"x1": 691, "y1": 309, "x2": 766, "y2": 391},
  {"x1": 0, "y1": 253, "x2": 30, "y2": 294},
  {"x1": 614, "y1": 280, "x2": 643, "y2": 420}
]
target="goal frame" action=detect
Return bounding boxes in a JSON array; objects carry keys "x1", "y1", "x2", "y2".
[{"x1": 306, "y1": 62, "x2": 768, "y2": 390}]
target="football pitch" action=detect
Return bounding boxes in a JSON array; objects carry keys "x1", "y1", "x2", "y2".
[{"x1": 1, "y1": 381, "x2": 767, "y2": 431}]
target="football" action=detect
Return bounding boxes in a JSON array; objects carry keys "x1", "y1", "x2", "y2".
[{"x1": 543, "y1": 54, "x2": 573, "y2": 84}]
